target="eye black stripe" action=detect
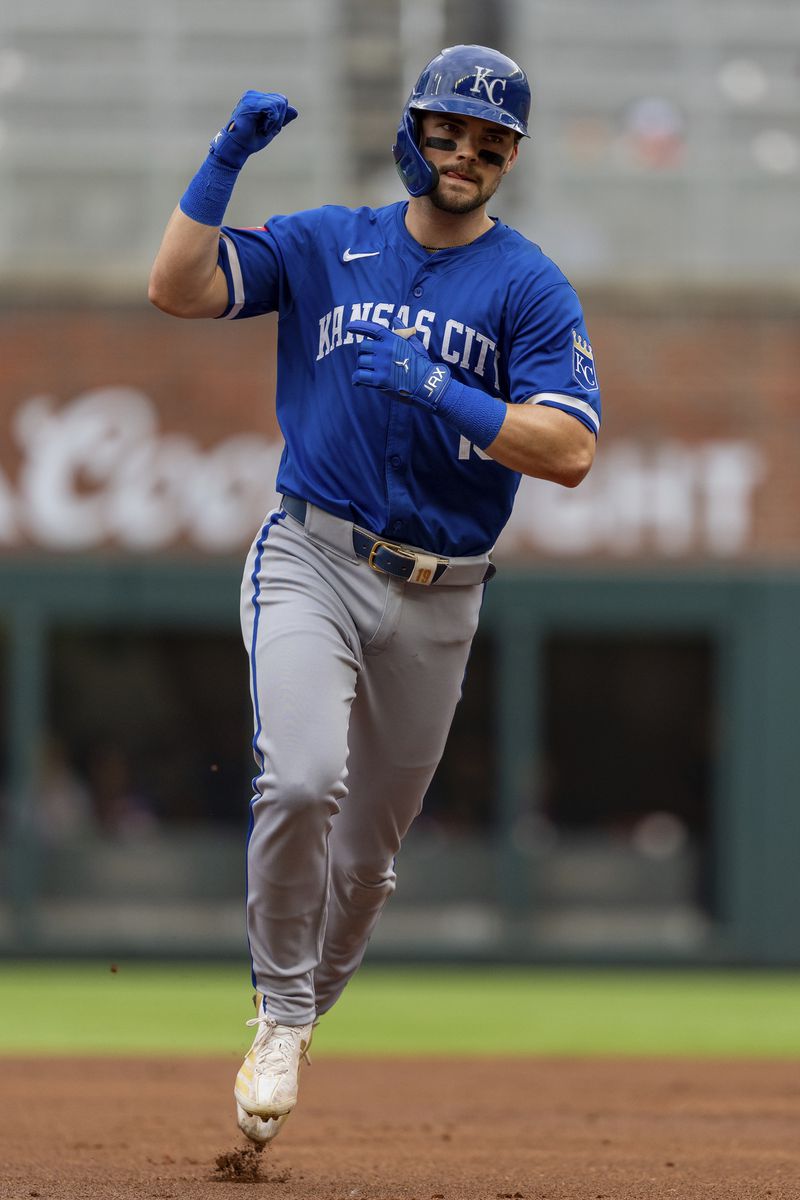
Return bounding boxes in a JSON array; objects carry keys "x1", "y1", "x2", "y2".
[{"x1": 424, "y1": 136, "x2": 458, "y2": 152}]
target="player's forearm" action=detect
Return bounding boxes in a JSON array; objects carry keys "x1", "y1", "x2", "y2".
[
  {"x1": 348, "y1": 320, "x2": 597, "y2": 486},
  {"x1": 432, "y1": 375, "x2": 594, "y2": 487},
  {"x1": 483, "y1": 402, "x2": 595, "y2": 486},
  {"x1": 148, "y1": 207, "x2": 228, "y2": 318},
  {"x1": 150, "y1": 91, "x2": 298, "y2": 319}
]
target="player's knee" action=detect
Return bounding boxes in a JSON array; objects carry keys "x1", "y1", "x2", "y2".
[
  {"x1": 257, "y1": 767, "x2": 346, "y2": 818},
  {"x1": 334, "y1": 861, "x2": 396, "y2": 909}
]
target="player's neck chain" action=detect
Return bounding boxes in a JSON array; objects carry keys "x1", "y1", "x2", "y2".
[
  {"x1": 418, "y1": 223, "x2": 494, "y2": 253},
  {"x1": 420, "y1": 237, "x2": 479, "y2": 252}
]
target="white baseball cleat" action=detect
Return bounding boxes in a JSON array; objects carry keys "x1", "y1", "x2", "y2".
[
  {"x1": 234, "y1": 995, "x2": 313, "y2": 1141},
  {"x1": 235, "y1": 1102, "x2": 290, "y2": 1145}
]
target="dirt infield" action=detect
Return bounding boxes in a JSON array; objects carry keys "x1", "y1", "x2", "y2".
[{"x1": 1, "y1": 1057, "x2": 798, "y2": 1199}]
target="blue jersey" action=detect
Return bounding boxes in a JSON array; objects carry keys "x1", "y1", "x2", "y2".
[{"x1": 217, "y1": 201, "x2": 601, "y2": 557}]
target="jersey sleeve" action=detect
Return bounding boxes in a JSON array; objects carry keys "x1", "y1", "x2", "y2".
[
  {"x1": 215, "y1": 210, "x2": 321, "y2": 320},
  {"x1": 506, "y1": 279, "x2": 601, "y2": 436}
]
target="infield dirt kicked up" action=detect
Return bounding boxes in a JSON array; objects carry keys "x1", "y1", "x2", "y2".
[{"x1": 0, "y1": 1057, "x2": 797, "y2": 1200}]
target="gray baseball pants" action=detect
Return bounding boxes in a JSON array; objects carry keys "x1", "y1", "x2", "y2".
[{"x1": 240, "y1": 501, "x2": 487, "y2": 1026}]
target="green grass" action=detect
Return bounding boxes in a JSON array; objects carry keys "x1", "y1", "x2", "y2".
[{"x1": 1, "y1": 963, "x2": 799, "y2": 1057}]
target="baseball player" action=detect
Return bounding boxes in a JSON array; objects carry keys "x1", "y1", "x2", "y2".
[{"x1": 149, "y1": 45, "x2": 600, "y2": 1144}]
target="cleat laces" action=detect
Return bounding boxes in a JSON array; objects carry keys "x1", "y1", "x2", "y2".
[{"x1": 245, "y1": 1013, "x2": 312, "y2": 1071}]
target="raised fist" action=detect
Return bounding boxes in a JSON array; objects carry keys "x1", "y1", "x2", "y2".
[{"x1": 209, "y1": 91, "x2": 298, "y2": 170}]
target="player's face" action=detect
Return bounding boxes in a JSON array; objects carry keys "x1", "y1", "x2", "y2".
[{"x1": 418, "y1": 112, "x2": 519, "y2": 214}]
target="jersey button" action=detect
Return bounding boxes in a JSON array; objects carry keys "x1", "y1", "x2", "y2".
[
  {"x1": 413, "y1": 286, "x2": 423, "y2": 298},
  {"x1": 391, "y1": 520, "x2": 404, "y2": 534},
  {"x1": 390, "y1": 455, "x2": 402, "y2": 468}
]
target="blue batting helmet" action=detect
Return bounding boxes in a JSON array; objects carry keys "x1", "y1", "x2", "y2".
[{"x1": 392, "y1": 45, "x2": 532, "y2": 197}]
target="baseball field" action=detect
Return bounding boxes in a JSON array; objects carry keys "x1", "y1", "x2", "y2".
[{"x1": 2, "y1": 963, "x2": 799, "y2": 1199}]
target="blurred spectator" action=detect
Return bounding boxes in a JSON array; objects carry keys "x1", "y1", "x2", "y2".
[
  {"x1": 36, "y1": 736, "x2": 94, "y2": 842},
  {"x1": 619, "y1": 97, "x2": 686, "y2": 169},
  {"x1": 85, "y1": 743, "x2": 159, "y2": 838}
]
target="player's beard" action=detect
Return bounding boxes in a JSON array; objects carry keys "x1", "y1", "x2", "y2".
[{"x1": 428, "y1": 165, "x2": 503, "y2": 214}]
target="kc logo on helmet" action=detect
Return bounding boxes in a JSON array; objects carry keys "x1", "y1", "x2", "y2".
[{"x1": 469, "y1": 66, "x2": 507, "y2": 105}]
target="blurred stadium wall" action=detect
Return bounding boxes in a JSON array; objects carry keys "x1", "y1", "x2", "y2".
[{"x1": 1, "y1": 0, "x2": 799, "y2": 962}]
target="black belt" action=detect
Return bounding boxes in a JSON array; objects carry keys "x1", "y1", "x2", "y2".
[{"x1": 281, "y1": 496, "x2": 495, "y2": 585}]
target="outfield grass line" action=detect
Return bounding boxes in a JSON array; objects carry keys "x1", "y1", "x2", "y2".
[{"x1": 1, "y1": 963, "x2": 799, "y2": 1057}]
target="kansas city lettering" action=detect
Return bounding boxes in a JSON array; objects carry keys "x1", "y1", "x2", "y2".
[{"x1": 317, "y1": 302, "x2": 500, "y2": 388}]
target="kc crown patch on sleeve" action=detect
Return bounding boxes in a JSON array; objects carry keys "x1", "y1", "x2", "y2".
[{"x1": 572, "y1": 329, "x2": 598, "y2": 391}]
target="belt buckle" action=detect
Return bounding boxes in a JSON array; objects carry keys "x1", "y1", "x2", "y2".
[{"x1": 367, "y1": 539, "x2": 414, "y2": 575}]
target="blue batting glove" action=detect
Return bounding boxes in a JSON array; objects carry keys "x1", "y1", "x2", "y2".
[
  {"x1": 209, "y1": 90, "x2": 298, "y2": 170},
  {"x1": 348, "y1": 319, "x2": 508, "y2": 448},
  {"x1": 348, "y1": 319, "x2": 452, "y2": 411}
]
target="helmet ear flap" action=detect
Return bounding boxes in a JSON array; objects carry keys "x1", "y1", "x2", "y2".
[{"x1": 392, "y1": 106, "x2": 439, "y2": 197}]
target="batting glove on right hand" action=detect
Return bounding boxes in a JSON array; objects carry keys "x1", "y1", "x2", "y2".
[
  {"x1": 348, "y1": 320, "x2": 453, "y2": 412},
  {"x1": 348, "y1": 318, "x2": 507, "y2": 451},
  {"x1": 209, "y1": 90, "x2": 298, "y2": 170}
]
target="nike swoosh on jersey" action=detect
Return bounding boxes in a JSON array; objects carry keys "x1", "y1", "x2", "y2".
[{"x1": 342, "y1": 248, "x2": 380, "y2": 262}]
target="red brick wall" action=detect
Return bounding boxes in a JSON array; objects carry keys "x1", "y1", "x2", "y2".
[
  {"x1": 0, "y1": 297, "x2": 797, "y2": 562},
  {"x1": 586, "y1": 294, "x2": 800, "y2": 561},
  {"x1": 0, "y1": 306, "x2": 280, "y2": 444}
]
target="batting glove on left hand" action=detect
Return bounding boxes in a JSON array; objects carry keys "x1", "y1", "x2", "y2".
[{"x1": 348, "y1": 320, "x2": 452, "y2": 412}]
